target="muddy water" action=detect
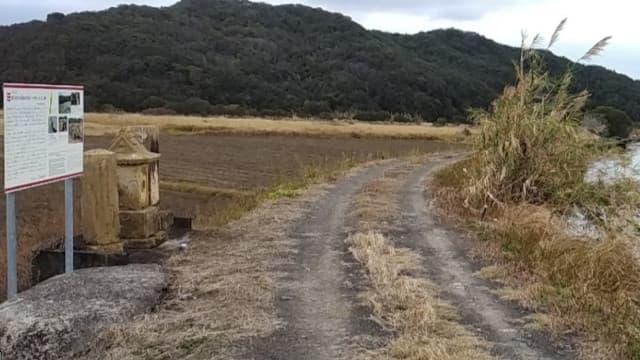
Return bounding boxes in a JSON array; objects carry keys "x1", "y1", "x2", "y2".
[
  {"x1": 570, "y1": 143, "x2": 640, "y2": 238},
  {"x1": 587, "y1": 143, "x2": 640, "y2": 183}
]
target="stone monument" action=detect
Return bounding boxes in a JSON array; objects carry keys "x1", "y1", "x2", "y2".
[{"x1": 109, "y1": 128, "x2": 169, "y2": 249}]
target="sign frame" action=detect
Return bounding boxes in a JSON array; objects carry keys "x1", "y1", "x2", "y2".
[
  {"x1": 3, "y1": 83, "x2": 84, "y2": 193},
  {"x1": 3, "y1": 83, "x2": 84, "y2": 302}
]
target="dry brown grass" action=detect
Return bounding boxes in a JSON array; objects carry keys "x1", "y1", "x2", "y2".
[
  {"x1": 485, "y1": 205, "x2": 640, "y2": 359},
  {"x1": 160, "y1": 180, "x2": 254, "y2": 198},
  {"x1": 434, "y1": 168, "x2": 640, "y2": 359},
  {"x1": 79, "y1": 183, "x2": 330, "y2": 359},
  {"x1": 79, "y1": 113, "x2": 473, "y2": 141},
  {"x1": 78, "y1": 161, "x2": 403, "y2": 359},
  {"x1": 347, "y1": 232, "x2": 496, "y2": 360},
  {"x1": 348, "y1": 167, "x2": 496, "y2": 360}
]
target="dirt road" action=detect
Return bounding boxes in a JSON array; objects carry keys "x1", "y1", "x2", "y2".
[
  {"x1": 245, "y1": 161, "x2": 399, "y2": 359},
  {"x1": 395, "y1": 159, "x2": 576, "y2": 360},
  {"x1": 242, "y1": 157, "x2": 574, "y2": 359},
  {"x1": 86, "y1": 156, "x2": 574, "y2": 359}
]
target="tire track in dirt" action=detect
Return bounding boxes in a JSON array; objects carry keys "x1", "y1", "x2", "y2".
[
  {"x1": 244, "y1": 160, "x2": 402, "y2": 360},
  {"x1": 394, "y1": 158, "x2": 576, "y2": 360}
]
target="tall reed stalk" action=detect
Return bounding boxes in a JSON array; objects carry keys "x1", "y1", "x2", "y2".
[{"x1": 465, "y1": 20, "x2": 610, "y2": 209}]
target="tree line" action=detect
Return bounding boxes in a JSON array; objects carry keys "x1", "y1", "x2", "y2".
[{"x1": 1, "y1": 0, "x2": 638, "y2": 123}]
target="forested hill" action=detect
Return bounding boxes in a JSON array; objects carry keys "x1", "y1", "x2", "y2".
[{"x1": 1, "y1": 0, "x2": 639, "y2": 122}]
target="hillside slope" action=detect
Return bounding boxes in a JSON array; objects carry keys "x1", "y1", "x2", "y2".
[{"x1": 1, "y1": 0, "x2": 638, "y2": 121}]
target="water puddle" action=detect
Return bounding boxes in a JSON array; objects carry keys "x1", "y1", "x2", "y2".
[
  {"x1": 567, "y1": 143, "x2": 640, "y2": 239},
  {"x1": 586, "y1": 143, "x2": 640, "y2": 183}
]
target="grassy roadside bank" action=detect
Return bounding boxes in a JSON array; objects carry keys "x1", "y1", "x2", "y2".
[
  {"x1": 431, "y1": 26, "x2": 640, "y2": 359},
  {"x1": 434, "y1": 164, "x2": 640, "y2": 359}
]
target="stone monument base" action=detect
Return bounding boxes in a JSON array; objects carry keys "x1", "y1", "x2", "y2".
[
  {"x1": 124, "y1": 231, "x2": 168, "y2": 250},
  {"x1": 82, "y1": 243, "x2": 124, "y2": 255}
]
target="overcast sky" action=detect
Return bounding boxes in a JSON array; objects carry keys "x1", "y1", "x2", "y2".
[{"x1": 2, "y1": 0, "x2": 638, "y2": 79}]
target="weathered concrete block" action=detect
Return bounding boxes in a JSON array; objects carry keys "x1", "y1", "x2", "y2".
[
  {"x1": 0, "y1": 265, "x2": 166, "y2": 360},
  {"x1": 80, "y1": 149, "x2": 122, "y2": 251},
  {"x1": 124, "y1": 231, "x2": 168, "y2": 250},
  {"x1": 120, "y1": 206, "x2": 161, "y2": 239},
  {"x1": 116, "y1": 164, "x2": 150, "y2": 210}
]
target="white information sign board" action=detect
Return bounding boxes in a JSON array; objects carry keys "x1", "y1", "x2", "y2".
[{"x1": 3, "y1": 83, "x2": 84, "y2": 193}]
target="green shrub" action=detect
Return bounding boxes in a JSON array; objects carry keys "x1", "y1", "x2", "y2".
[
  {"x1": 98, "y1": 104, "x2": 123, "y2": 113},
  {"x1": 140, "y1": 96, "x2": 166, "y2": 109},
  {"x1": 392, "y1": 113, "x2": 415, "y2": 123},
  {"x1": 434, "y1": 117, "x2": 448, "y2": 127},
  {"x1": 171, "y1": 98, "x2": 212, "y2": 116},
  {"x1": 593, "y1": 106, "x2": 634, "y2": 139},
  {"x1": 354, "y1": 111, "x2": 391, "y2": 122},
  {"x1": 260, "y1": 109, "x2": 291, "y2": 118},
  {"x1": 302, "y1": 100, "x2": 331, "y2": 116},
  {"x1": 141, "y1": 107, "x2": 176, "y2": 116}
]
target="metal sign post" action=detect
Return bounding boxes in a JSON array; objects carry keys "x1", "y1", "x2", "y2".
[
  {"x1": 3, "y1": 83, "x2": 84, "y2": 302},
  {"x1": 6, "y1": 192, "x2": 17, "y2": 301},
  {"x1": 65, "y1": 179, "x2": 74, "y2": 274}
]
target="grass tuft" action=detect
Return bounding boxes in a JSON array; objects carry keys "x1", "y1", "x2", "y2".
[{"x1": 347, "y1": 232, "x2": 495, "y2": 360}]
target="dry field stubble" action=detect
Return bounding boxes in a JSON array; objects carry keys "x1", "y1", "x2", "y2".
[
  {"x1": 347, "y1": 166, "x2": 495, "y2": 360},
  {"x1": 85, "y1": 134, "x2": 462, "y2": 226},
  {"x1": 82, "y1": 112, "x2": 474, "y2": 141}
]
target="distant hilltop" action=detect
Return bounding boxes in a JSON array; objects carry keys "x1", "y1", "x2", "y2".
[{"x1": 1, "y1": 0, "x2": 638, "y2": 122}]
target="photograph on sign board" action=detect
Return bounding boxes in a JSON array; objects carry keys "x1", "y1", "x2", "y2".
[
  {"x1": 48, "y1": 116, "x2": 58, "y2": 134},
  {"x1": 68, "y1": 117, "x2": 83, "y2": 143},
  {"x1": 70, "y1": 92, "x2": 81, "y2": 105},
  {"x1": 58, "y1": 92, "x2": 73, "y2": 114},
  {"x1": 58, "y1": 116, "x2": 68, "y2": 132}
]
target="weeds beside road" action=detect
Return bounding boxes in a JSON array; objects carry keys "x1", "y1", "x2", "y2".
[{"x1": 433, "y1": 23, "x2": 640, "y2": 359}]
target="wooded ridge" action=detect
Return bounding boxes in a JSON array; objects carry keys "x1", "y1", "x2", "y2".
[{"x1": 1, "y1": 0, "x2": 638, "y2": 122}]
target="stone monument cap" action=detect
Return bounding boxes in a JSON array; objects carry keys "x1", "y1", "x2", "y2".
[{"x1": 109, "y1": 128, "x2": 161, "y2": 165}]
